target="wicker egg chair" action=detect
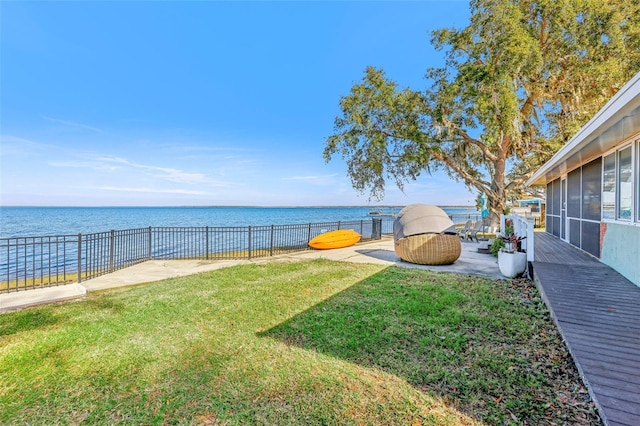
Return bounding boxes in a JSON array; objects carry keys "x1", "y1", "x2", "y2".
[
  {"x1": 394, "y1": 233, "x2": 461, "y2": 265},
  {"x1": 393, "y1": 204, "x2": 461, "y2": 265}
]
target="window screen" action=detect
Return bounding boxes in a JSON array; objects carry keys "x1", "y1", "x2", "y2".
[
  {"x1": 552, "y1": 216, "x2": 560, "y2": 238},
  {"x1": 567, "y1": 168, "x2": 581, "y2": 218},
  {"x1": 569, "y1": 219, "x2": 581, "y2": 247},
  {"x1": 582, "y1": 157, "x2": 602, "y2": 221},
  {"x1": 582, "y1": 221, "x2": 600, "y2": 257},
  {"x1": 552, "y1": 178, "x2": 561, "y2": 216},
  {"x1": 546, "y1": 182, "x2": 553, "y2": 231}
]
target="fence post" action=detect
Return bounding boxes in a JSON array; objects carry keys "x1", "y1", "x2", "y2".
[
  {"x1": 205, "y1": 226, "x2": 209, "y2": 260},
  {"x1": 526, "y1": 217, "x2": 535, "y2": 262},
  {"x1": 506, "y1": 214, "x2": 536, "y2": 263},
  {"x1": 248, "y1": 226, "x2": 252, "y2": 260},
  {"x1": 270, "y1": 224, "x2": 274, "y2": 257},
  {"x1": 109, "y1": 230, "x2": 115, "y2": 272},
  {"x1": 307, "y1": 223, "x2": 312, "y2": 244},
  {"x1": 148, "y1": 227, "x2": 152, "y2": 260},
  {"x1": 515, "y1": 216, "x2": 524, "y2": 237},
  {"x1": 372, "y1": 218, "x2": 382, "y2": 239},
  {"x1": 77, "y1": 233, "x2": 82, "y2": 283}
]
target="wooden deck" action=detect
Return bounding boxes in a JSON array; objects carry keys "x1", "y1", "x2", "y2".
[{"x1": 533, "y1": 232, "x2": 640, "y2": 426}]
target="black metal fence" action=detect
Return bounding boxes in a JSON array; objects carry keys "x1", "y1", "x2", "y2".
[
  {"x1": 449, "y1": 213, "x2": 482, "y2": 226},
  {"x1": 0, "y1": 219, "x2": 383, "y2": 293}
]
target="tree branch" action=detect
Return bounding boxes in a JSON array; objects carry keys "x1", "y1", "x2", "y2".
[
  {"x1": 456, "y1": 130, "x2": 497, "y2": 161},
  {"x1": 431, "y1": 151, "x2": 490, "y2": 193},
  {"x1": 506, "y1": 169, "x2": 535, "y2": 192}
]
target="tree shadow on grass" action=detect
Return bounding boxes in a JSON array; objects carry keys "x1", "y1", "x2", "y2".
[
  {"x1": 0, "y1": 309, "x2": 59, "y2": 336},
  {"x1": 258, "y1": 266, "x2": 596, "y2": 425}
]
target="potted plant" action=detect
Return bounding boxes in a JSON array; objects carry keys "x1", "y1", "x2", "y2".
[{"x1": 497, "y1": 233, "x2": 527, "y2": 278}]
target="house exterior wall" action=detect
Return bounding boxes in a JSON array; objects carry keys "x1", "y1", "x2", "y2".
[
  {"x1": 600, "y1": 222, "x2": 640, "y2": 287},
  {"x1": 545, "y1": 156, "x2": 603, "y2": 258},
  {"x1": 543, "y1": 144, "x2": 640, "y2": 288},
  {"x1": 529, "y1": 73, "x2": 640, "y2": 289}
]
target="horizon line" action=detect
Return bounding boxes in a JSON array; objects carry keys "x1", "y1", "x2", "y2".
[{"x1": 0, "y1": 204, "x2": 477, "y2": 209}]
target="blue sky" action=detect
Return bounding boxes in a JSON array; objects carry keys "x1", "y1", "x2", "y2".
[{"x1": 1, "y1": 1, "x2": 474, "y2": 207}]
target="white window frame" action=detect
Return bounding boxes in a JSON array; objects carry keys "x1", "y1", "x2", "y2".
[
  {"x1": 617, "y1": 145, "x2": 633, "y2": 221},
  {"x1": 602, "y1": 142, "x2": 638, "y2": 225},
  {"x1": 637, "y1": 139, "x2": 640, "y2": 223},
  {"x1": 602, "y1": 151, "x2": 617, "y2": 221}
]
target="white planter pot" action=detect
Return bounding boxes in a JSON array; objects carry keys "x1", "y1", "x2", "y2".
[
  {"x1": 478, "y1": 238, "x2": 495, "y2": 250},
  {"x1": 498, "y1": 250, "x2": 527, "y2": 278}
]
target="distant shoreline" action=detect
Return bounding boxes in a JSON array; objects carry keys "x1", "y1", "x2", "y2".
[{"x1": 0, "y1": 205, "x2": 477, "y2": 209}]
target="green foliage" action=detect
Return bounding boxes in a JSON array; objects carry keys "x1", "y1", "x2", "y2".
[
  {"x1": 505, "y1": 224, "x2": 514, "y2": 236},
  {"x1": 490, "y1": 238, "x2": 505, "y2": 257},
  {"x1": 325, "y1": 0, "x2": 640, "y2": 223},
  {"x1": 475, "y1": 193, "x2": 483, "y2": 211},
  {"x1": 505, "y1": 224, "x2": 514, "y2": 237}
]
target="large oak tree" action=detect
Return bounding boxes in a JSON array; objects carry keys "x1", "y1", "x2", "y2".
[{"x1": 324, "y1": 0, "x2": 640, "y2": 225}]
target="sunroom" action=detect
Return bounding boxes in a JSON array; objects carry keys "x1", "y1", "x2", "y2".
[{"x1": 526, "y1": 71, "x2": 640, "y2": 287}]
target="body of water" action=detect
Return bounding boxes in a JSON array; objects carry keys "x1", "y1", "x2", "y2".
[{"x1": 0, "y1": 206, "x2": 479, "y2": 238}]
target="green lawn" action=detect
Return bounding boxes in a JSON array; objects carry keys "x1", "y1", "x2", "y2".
[{"x1": 0, "y1": 259, "x2": 597, "y2": 425}]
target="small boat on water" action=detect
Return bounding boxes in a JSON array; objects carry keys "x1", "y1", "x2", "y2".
[
  {"x1": 308, "y1": 229, "x2": 361, "y2": 250},
  {"x1": 368, "y1": 207, "x2": 400, "y2": 217}
]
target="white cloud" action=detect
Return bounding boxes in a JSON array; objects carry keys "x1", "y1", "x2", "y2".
[
  {"x1": 98, "y1": 186, "x2": 207, "y2": 195},
  {"x1": 42, "y1": 115, "x2": 102, "y2": 132},
  {"x1": 48, "y1": 161, "x2": 122, "y2": 172},
  {"x1": 160, "y1": 144, "x2": 249, "y2": 154},
  {"x1": 0, "y1": 134, "x2": 54, "y2": 156},
  {"x1": 95, "y1": 156, "x2": 232, "y2": 187},
  {"x1": 281, "y1": 174, "x2": 338, "y2": 185}
]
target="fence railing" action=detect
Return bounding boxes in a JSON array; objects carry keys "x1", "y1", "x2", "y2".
[
  {"x1": 0, "y1": 219, "x2": 383, "y2": 293},
  {"x1": 449, "y1": 213, "x2": 482, "y2": 225},
  {"x1": 500, "y1": 214, "x2": 535, "y2": 262}
]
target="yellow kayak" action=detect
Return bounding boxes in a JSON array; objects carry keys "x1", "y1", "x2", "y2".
[{"x1": 309, "y1": 229, "x2": 361, "y2": 250}]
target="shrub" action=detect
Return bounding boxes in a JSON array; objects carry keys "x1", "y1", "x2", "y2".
[{"x1": 490, "y1": 238, "x2": 505, "y2": 256}]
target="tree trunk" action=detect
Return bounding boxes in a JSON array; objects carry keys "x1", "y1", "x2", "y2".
[{"x1": 486, "y1": 145, "x2": 507, "y2": 230}]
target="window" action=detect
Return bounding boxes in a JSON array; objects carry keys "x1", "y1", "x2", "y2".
[
  {"x1": 582, "y1": 157, "x2": 602, "y2": 221},
  {"x1": 602, "y1": 153, "x2": 616, "y2": 219},
  {"x1": 637, "y1": 141, "x2": 640, "y2": 222},
  {"x1": 567, "y1": 169, "x2": 581, "y2": 218},
  {"x1": 618, "y1": 146, "x2": 632, "y2": 220}
]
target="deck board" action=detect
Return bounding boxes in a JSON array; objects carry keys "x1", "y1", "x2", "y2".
[{"x1": 533, "y1": 232, "x2": 640, "y2": 426}]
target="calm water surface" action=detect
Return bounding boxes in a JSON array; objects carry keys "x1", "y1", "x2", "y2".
[{"x1": 0, "y1": 206, "x2": 478, "y2": 238}]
